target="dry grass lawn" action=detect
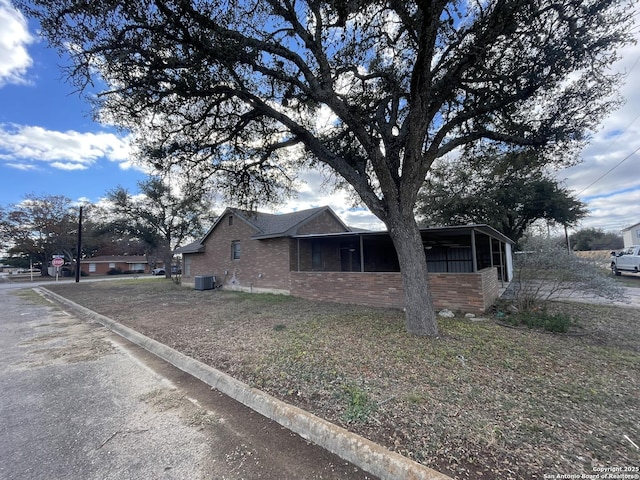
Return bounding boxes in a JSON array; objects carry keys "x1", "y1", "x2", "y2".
[{"x1": 43, "y1": 280, "x2": 640, "y2": 480}]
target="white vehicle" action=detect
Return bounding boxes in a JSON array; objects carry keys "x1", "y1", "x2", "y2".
[
  {"x1": 610, "y1": 245, "x2": 640, "y2": 275},
  {"x1": 17, "y1": 268, "x2": 39, "y2": 274}
]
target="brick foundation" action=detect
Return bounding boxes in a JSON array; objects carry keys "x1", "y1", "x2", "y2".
[{"x1": 290, "y1": 268, "x2": 499, "y2": 314}]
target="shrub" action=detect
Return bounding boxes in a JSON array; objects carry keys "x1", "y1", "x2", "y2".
[
  {"x1": 122, "y1": 269, "x2": 144, "y2": 275},
  {"x1": 106, "y1": 268, "x2": 122, "y2": 275},
  {"x1": 508, "y1": 236, "x2": 625, "y2": 312},
  {"x1": 505, "y1": 311, "x2": 574, "y2": 333}
]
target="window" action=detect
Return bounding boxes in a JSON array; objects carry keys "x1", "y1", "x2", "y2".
[
  {"x1": 89, "y1": 263, "x2": 96, "y2": 273},
  {"x1": 228, "y1": 215, "x2": 234, "y2": 226},
  {"x1": 636, "y1": 228, "x2": 640, "y2": 239},
  {"x1": 109, "y1": 262, "x2": 116, "y2": 268},
  {"x1": 231, "y1": 241, "x2": 241, "y2": 260}
]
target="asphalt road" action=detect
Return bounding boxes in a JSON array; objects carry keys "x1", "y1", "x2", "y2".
[{"x1": 0, "y1": 285, "x2": 375, "y2": 480}]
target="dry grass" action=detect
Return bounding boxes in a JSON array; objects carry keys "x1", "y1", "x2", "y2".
[
  {"x1": 573, "y1": 250, "x2": 615, "y2": 263},
  {"x1": 45, "y1": 280, "x2": 640, "y2": 479}
]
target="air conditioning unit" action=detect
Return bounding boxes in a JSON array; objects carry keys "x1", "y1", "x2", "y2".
[{"x1": 194, "y1": 275, "x2": 215, "y2": 291}]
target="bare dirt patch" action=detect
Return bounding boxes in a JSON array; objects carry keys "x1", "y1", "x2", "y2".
[{"x1": 45, "y1": 280, "x2": 640, "y2": 479}]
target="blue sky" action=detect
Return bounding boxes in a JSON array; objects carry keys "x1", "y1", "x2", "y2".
[
  {"x1": 0, "y1": 0, "x2": 146, "y2": 206},
  {"x1": 1, "y1": 0, "x2": 639, "y2": 233}
]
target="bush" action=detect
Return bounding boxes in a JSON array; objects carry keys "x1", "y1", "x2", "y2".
[
  {"x1": 106, "y1": 268, "x2": 122, "y2": 275},
  {"x1": 505, "y1": 311, "x2": 574, "y2": 333},
  {"x1": 508, "y1": 236, "x2": 625, "y2": 311}
]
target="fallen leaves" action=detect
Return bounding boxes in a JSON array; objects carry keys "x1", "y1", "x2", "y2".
[{"x1": 45, "y1": 281, "x2": 640, "y2": 479}]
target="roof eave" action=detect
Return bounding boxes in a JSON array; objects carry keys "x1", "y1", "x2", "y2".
[{"x1": 293, "y1": 224, "x2": 514, "y2": 244}]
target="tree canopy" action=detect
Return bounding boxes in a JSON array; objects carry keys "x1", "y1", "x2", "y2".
[
  {"x1": 570, "y1": 228, "x2": 624, "y2": 251},
  {"x1": 417, "y1": 150, "x2": 588, "y2": 245},
  {"x1": 21, "y1": 0, "x2": 635, "y2": 335},
  {"x1": 2, "y1": 194, "x2": 82, "y2": 274},
  {"x1": 103, "y1": 177, "x2": 217, "y2": 277}
]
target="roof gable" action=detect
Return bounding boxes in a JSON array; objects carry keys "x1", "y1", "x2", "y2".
[
  {"x1": 622, "y1": 221, "x2": 640, "y2": 232},
  {"x1": 201, "y1": 206, "x2": 350, "y2": 243},
  {"x1": 238, "y1": 206, "x2": 349, "y2": 238}
]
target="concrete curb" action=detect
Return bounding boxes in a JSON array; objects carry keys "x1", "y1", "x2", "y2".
[{"x1": 39, "y1": 287, "x2": 452, "y2": 480}]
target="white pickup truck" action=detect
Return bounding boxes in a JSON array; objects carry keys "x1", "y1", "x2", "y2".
[{"x1": 610, "y1": 245, "x2": 640, "y2": 275}]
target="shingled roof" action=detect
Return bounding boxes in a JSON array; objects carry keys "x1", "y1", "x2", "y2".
[
  {"x1": 173, "y1": 240, "x2": 206, "y2": 255},
  {"x1": 228, "y1": 206, "x2": 348, "y2": 239},
  {"x1": 187, "y1": 206, "x2": 350, "y2": 248},
  {"x1": 81, "y1": 255, "x2": 148, "y2": 263}
]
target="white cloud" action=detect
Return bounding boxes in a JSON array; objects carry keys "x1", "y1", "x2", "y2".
[
  {"x1": 560, "y1": 30, "x2": 640, "y2": 233},
  {"x1": 579, "y1": 188, "x2": 640, "y2": 232},
  {"x1": 277, "y1": 167, "x2": 385, "y2": 230},
  {"x1": 50, "y1": 161, "x2": 89, "y2": 171},
  {"x1": 5, "y1": 162, "x2": 35, "y2": 170},
  {"x1": 0, "y1": 0, "x2": 34, "y2": 87},
  {"x1": 0, "y1": 123, "x2": 136, "y2": 170}
]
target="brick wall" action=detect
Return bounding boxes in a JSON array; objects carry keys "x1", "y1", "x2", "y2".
[
  {"x1": 290, "y1": 268, "x2": 499, "y2": 314},
  {"x1": 187, "y1": 212, "x2": 292, "y2": 292},
  {"x1": 480, "y1": 267, "x2": 500, "y2": 309},
  {"x1": 296, "y1": 210, "x2": 348, "y2": 235},
  {"x1": 290, "y1": 271, "x2": 405, "y2": 309},
  {"x1": 80, "y1": 261, "x2": 147, "y2": 275},
  {"x1": 428, "y1": 268, "x2": 498, "y2": 313}
]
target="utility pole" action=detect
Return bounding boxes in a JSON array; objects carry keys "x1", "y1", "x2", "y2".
[{"x1": 75, "y1": 206, "x2": 83, "y2": 283}]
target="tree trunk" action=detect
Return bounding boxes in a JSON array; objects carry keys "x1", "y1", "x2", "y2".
[
  {"x1": 163, "y1": 252, "x2": 173, "y2": 279},
  {"x1": 386, "y1": 216, "x2": 438, "y2": 336},
  {"x1": 162, "y1": 238, "x2": 173, "y2": 279}
]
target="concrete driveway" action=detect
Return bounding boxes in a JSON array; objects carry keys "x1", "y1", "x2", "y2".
[
  {"x1": 0, "y1": 286, "x2": 375, "y2": 480},
  {"x1": 551, "y1": 284, "x2": 640, "y2": 308},
  {"x1": 500, "y1": 275, "x2": 640, "y2": 309}
]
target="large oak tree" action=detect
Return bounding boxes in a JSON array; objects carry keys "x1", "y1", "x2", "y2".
[
  {"x1": 417, "y1": 150, "x2": 588, "y2": 246},
  {"x1": 21, "y1": 0, "x2": 635, "y2": 335},
  {"x1": 3, "y1": 194, "x2": 82, "y2": 274},
  {"x1": 104, "y1": 176, "x2": 217, "y2": 278}
]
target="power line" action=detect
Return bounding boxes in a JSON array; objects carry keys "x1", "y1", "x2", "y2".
[
  {"x1": 575, "y1": 26, "x2": 640, "y2": 196},
  {"x1": 577, "y1": 143, "x2": 640, "y2": 196}
]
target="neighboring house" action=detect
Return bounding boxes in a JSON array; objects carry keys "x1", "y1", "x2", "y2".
[
  {"x1": 80, "y1": 255, "x2": 159, "y2": 275},
  {"x1": 177, "y1": 206, "x2": 514, "y2": 314},
  {"x1": 622, "y1": 222, "x2": 640, "y2": 248}
]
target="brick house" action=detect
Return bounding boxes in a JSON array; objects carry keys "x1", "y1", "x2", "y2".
[
  {"x1": 80, "y1": 255, "x2": 160, "y2": 275},
  {"x1": 176, "y1": 206, "x2": 514, "y2": 314}
]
